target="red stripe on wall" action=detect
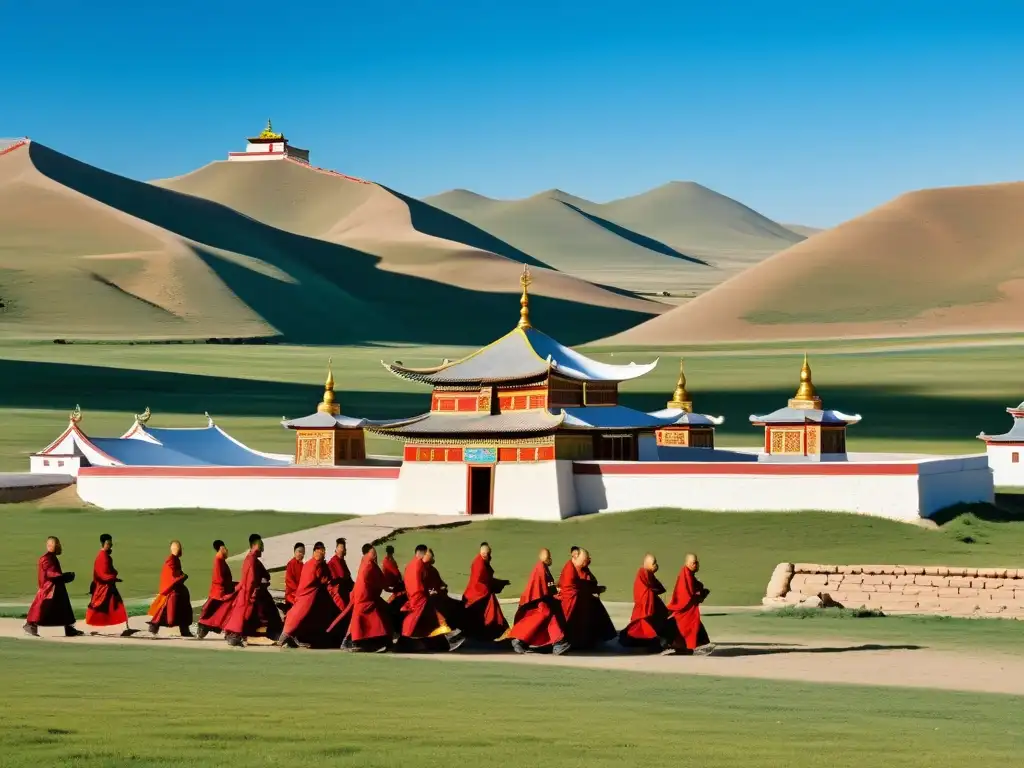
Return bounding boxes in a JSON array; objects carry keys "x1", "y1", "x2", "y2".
[
  {"x1": 79, "y1": 466, "x2": 400, "y2": 479},
  {"x1": 573, "y1": 462, "x2": 920, "y2": 477}
]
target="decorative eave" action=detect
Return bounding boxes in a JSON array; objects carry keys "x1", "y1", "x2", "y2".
[
  {"x1": 749, "y1": 408, "x2": 862, "y2": 426},
  {"x1": 366, "y1": 410, "x2": 565, "y2": 439}
]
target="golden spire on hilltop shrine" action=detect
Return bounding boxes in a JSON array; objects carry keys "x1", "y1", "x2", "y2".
[
  {"x1": 70, "y1": 404, "x2": 82, "y2": 424},
  {"x1": 666, "y1": 358, "x2": 693, "y2": 412},
  {"x1": 317, "y1": 358, "x2": 341, "y2": 415},
  {"x1": 258, "y1": 119, "x2": 282, "y2": 140},
  {"x1": 788, "y1": 353, "x2": 822, "y2": 410},
  {"x1": 517, "y1": 265, "x2": 533, "y2": 329}
]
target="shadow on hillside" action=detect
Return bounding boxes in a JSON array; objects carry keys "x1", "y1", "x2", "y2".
[
  {"x1": 28, "y1": 143, "x2": 652, "y2": 346},
  {"x1": 931, "y1": 499, "x2": 1024, "y2": 525}
]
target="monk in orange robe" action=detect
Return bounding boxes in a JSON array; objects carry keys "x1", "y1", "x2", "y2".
[
  {"x1": 224, "y1": 533, "x2": 283, "y2": 646},
  {"x1": 281, "y1": 542, "x2": 305, "y2": 613},
  {"x1": 324, "y1": 538, "x2": 354, "y2": 642},
  {"x1": 336, "y1": 543, "x2": 393, "y2": 652},
  {"x1": 85, "y1": 533, "x2": 128, "y2": 632},
  {"x1": 620, "y1": 553, "x2": 678, "y2": 653},
  {"x1": 381, "y1": 544, "x2": 406, "y2": 624},
  {"x1": 666, "y1": 553, "x2": 713, "y2": 655},
  {"x1": 147, "y1": 540, "x2": 193, "y2": 636},
  {"x1": 197, "y1": 540, "x2": 237, "y2": 638},
  {"x1": 509, "y1": 548, "x2": 568, "y2": 655},
  {"x1": 461, "y1": 541, "x2": 510, "y2": 642},
  {"x1": 399, "y1": 545, "x2": 465, "y2": 651},
  {"x1": 558, "y1": 547, "x2": 616, "y2": 650},
  {"x1": 423, "y1": 548, "x2": 464, "y2": 630},
  {"x1": 279, "y1": 541, "x2": 336, "y2": 648},
  {"x1": 24, "y1": 536, "x2": 82, "y2": 637}
]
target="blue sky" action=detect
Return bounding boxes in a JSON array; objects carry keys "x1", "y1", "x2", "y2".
[{"x1": 4, "y1": 1, "x2": 1023, "y2": 226}]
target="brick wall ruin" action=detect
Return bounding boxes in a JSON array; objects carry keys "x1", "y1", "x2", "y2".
[{"x1": 763, "y1": 563, "x2": 1024, "y2": 619}]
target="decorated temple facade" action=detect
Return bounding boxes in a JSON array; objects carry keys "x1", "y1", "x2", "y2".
[{"x1": 227, "y1": 120, "x2": 310, "y2": 163}]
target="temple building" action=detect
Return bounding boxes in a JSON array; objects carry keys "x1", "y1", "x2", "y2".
[
  {"x1": 227, "y1": 120, "x2": 310, "y2": 164},
  {"x1": 749, "y1": 356, "x2": 861, "y2": 461},
  {"x1": 977, "y1": 401, "x2": 1024, "y2": 486},
  {"x1": 647, "y1": 360, "x2": 723, "y2": 449}
]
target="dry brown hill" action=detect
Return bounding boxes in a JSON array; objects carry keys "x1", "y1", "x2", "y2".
[
  {"x1": 602, "y1": 182, "x2": 1024, "y2": 346},
  {"x1": 0, "y1": 142, "x2": 658, "y2": 344}
]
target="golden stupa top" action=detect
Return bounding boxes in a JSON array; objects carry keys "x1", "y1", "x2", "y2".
[
  {"x1": 788, "y1": 353, "x2": 822, "y2": 410},
  {"x1": 517, "y1": 265, "x2": 533, "y2": 329},
  {"x1": 666, "y1": 358, "x2": 693, "y2": 412},
  {"x1": 316, "y1": 358, "x2": 341, "y2": 415},
  {"x1": 256, "y1": 119, "x2": 283, "y2": 140}
]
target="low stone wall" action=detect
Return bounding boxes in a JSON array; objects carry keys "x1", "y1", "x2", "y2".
[{"x1": 764, "y1": 562, "x2": 1024, "y2": 619}]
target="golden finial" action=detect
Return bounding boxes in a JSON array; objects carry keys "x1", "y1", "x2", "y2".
[
  {"x1": 788, "y1": 352, "x2": 822, "y2": 409},
  {"x1": 666, "y1": 358, "x2": 693, "y2": 412},
  {"x1": 258, "y1": 119, "x2": 283, "y2": 140},
  {"x1": 317, "y1": 357, "x2": 341, "y2": 415},
  {"x1": 70, "y1": 404, "x2": 82, "y2": 424},
  {"x1": 517, "y1": 265, "x2": 533, "y2": 329},
  {"x1": 135, "y1": 406, "x2": 151, "y2": 424}
]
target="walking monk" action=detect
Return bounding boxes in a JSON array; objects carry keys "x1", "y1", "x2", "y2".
[
  {"x1": 381, "y1": 544, "x2": 407, "y2": 624},
  {"x1": 667, "y1": 553, "x2": 714, "y2": 655},
  {"x1": 282, "y1": 542, "x2": 305, "y2": 613},
  {"x1": 558, "y1": 548, "x2": 616, "y2": 650},
  {"x1": 400, "y1": 546, "x2": 465, "y2": 651},
  {"x1": 85, "y1": 533, "x2": 128, "y2": 633},
  {"x1": 147, "y1": 540, "x2": 193, "y2": 637},
  {"x1": 509, "y1": 548, "x2": 569, "y2": 655},
  {"x1": 224, "y1": 533, "x2": 283, "y2": 647},
  {"x1": 279, "y1": 541, "x2": 335, "y2": 648},
  {"x1": 197, "y1": 540, "x2": 236, "y2": 639},
  {"x1": 338, "y1": 544, "x2": 392, "y2": 652},
  {"x1": 620, "y1": 553, "x2": 678, "y2": 653},
  {"x1": 461, "y1": 542, "x2": 510, "y2": 642},
  {"x1": 323, "y1": 538, "x2": 354, "y2": 642},
  {"x1": 424, "y1": 548, "x2": 463, "y2": 631},
  {"x1": 24, "y1": 536, "x2": 82, "y2": 637}
]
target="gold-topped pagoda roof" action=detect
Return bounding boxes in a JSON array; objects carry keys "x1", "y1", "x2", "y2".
[
  {"x1": 788, "y1": 353, "x2": 822, "y2": 410},
  {"x1": 255, "y1": 119, "x2": 283, "y2": 140},
  {"x1": 316, "y1": 358, "x2": 341, "y2": 415},
  {"x1": 666, "y1": 358, "x2": 693, "y2": 412}
]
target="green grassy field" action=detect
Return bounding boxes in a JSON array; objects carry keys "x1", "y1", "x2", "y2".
[
  {"x1": 2, "y1": 639, "x2": 1021, "y2": 768},
  {"x1": 0, "y1": 506, "x2": 347, "y2": 606},
  {"x1": 3, "y1": 339, "x2": 1024, "y2": 471}
]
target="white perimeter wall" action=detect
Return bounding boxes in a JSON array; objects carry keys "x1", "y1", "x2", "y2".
[
  {"x1": 493, "y1": 461, "x2": 577, "y2": 520},
  {"x1": 986, "y1": 445, "x2": 1024, "y2": 487},
  {"x1": 77, "y1": 475, "x2": 396, "y2": 514},
  {"x1": 395, "y1": 462, "x2": 467, "y2": 515}
]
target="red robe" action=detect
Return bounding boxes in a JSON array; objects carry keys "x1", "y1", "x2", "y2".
[
  {"x1": 400, "y1": 558, "x2": 448, "y2": 639},
  {"x1": 340, "y1": 552, "x2": 392, "y2": 643},
  {"x1": 621, "y1": 567, "x2": 674, "y2": 645},
  {"x1": 558, "y1": 560, "x2": 616, "y2": 649},
  {"x1": 667, "y1": 567, "x2": 709, "y2": 649},
  {"x1": 197, "y1": 555, "x2": 236, "y2": 632},
  {"x1": 85, "y1": 549, "x2": 127, "y2": 627},
  {"x1": 508, "y1": 561, "x2": 565, "y2": 647},
  {"x1": 326, "y1": 554, "x2": 354, "y2": 635},
  {"x1": 283, "y1": 558, "x2": 335, "y2": 644},
  {"x1": 26, "y1": 552, "x2": 76, "y2": 627},
  {"x1": 224, "y1": 551, "x2": 283, "y2": 638},
  {"x1": 424, "y1": 563, "x2": 463, "y2": 629},
  {"x1": 461, "y1": 554, "x2": 509, "y2": 641},
  {"x1": 148, "y1": 554, "x2": 193, "y2": 628},
  {"x1": 284, "y1": 557, "x2": 303, "y2": 608}
]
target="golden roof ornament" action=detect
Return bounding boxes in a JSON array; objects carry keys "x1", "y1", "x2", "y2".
[
  {"x1": 258, "y1": 119, "x2": 283, "y2": 140},
  {"x1": 317, "y1": 357, "x2": 341, "y2": 415},
  {"x1": 70, "y1": 404, "x2": 82, "y2": 424},
  {"x1": 517, "y1": 265, "x2": 533, "y2": 329},
  {"x1": 135, "y1": 406, "x2": 151, "y2": 424},
  {"x1": 667, "y1": 358, "x2": 693, "y2": 412},
  {"x1": 788, "y1": 353, "x2": 822, "y2": 410}
]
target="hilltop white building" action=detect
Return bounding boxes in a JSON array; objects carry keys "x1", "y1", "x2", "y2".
[{"x1": 227, "y1": 120, "x2": 309, "y2": 164}]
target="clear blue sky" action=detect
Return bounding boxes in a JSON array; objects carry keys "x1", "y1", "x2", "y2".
[{"x1": 4, "y1": 1, "x2": 1023, "y2": 226}]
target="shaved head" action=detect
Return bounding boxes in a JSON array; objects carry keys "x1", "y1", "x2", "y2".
[
  {"x1": 479, "y1": 542, "x2": 491, "y2": 559},
  {"x1": 573, "y1": 548, "x2": 591, "y2": 567},
  {"x1": 685, "y1": 553, "x2": 700, "y2": 573},
  {"x1": 170, "y1": 540, "x2": 182, "y2": 556},
  {"x1": 644, "y1": 552, "x2": 658, "y2": 572},
  {"x1": 539, "y1": 547, "x2": 552, "y2": 566}
]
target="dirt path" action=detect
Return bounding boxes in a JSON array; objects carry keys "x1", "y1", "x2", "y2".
[{"x1": 4, "y1": 619, "x2": 1022, "y2": 696}]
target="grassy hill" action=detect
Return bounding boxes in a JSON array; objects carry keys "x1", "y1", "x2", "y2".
[
  {"x1": 0, "y1": 142, "x2": 657, "y2": 344},
  {"x1": 603, "y1": 182, "x2": 1024, "y2": 346}
]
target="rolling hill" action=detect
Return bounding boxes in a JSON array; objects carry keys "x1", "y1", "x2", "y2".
[
  {"x1": 0, "y1": 142, "x2": 658, "y2": 344},
  {"x1": 602, "y1": 182, "x2": 1024, "y2": 346}
]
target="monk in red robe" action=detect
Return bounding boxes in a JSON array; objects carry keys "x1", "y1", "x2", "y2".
[
  {"x1": 667, "y1": 553, "x2": 713, "y2": 655},
  {"x1": 281, "y1": 542, "x2": 305, "y2": 613},
  {"x1": 224, "y1": 533, "x2": 283, "y2": 646},
  {"x1": 324, "y1": 538, "x2": 354, "y2": 642},
  {"x1": 279, "y1": 541, "x2": 336, "y2": 648},
  {"x1": 381, "y1": 544, "x2": 407, "y2": 624},
  {"x1": 558, "y1": 548, "x2": 616, "y2": 650},
  {"x1": 24, "y1": 536, "x2": 82, "y2": 637},
  {"x1": 423, "y1": 548, "x2": 464, "y2": 630},
  {"x1": 461, "y1": 542, "x2": 510, "y2": 642},
  {"x1": 85, "y1": 533, "x2": 128, "y2": 633},
  {"x1": 337, "y1": 544, "x2": 393, "y2": 652},
  {"x1": 197, "y1": 540, "x2": 237, "y2": 639},
  {"x1": 620, "y1": 553, "x2": 678, "y2": 653},
  {"x1": 147, "y1": 540, "x2": 193, "y2": 636},
  {"x1": 509, "y1": 548, "x2": 568, "y2": 655},
  {"x1": 399, "y1": 545, "x2": 465, "y2": 651}
]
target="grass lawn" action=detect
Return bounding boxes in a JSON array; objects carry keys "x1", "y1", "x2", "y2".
[
  {"x1": 1, "y1": 640, "x2": 1021, "y2": 768},
  {"x1": 387, "y1": 508, "x2": 1024, "y2": 605},
  {"x1": 0, "y1": 505, "x2": 348, "y2": 607}
]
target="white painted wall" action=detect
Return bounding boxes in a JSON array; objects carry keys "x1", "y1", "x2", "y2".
[
  {"x1": 493, "y1": 461, "x2": 577, "y2": 520},
  {"x1": 30, "y1": 455, "x2": 81, "y2": 476},
  {"x1": 394, "y1": 462, "x2": 467, "y2": 515},
  {"x1": 76, "y1": 475, "x2": 396, "y2": 514},
  {"x1": 916, "y1": 456, "x2": 993, "y2": 515},
  {"x1": 985, "y1": 445, "x2": 1024, "y2": 487}
]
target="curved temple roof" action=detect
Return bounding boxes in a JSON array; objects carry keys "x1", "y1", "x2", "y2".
[
  {"x1": 382, "y1": 327, "x2": 658, "y2": 386},
  {"x1": 749, "y1": 407, "x2": 862, "y2": 426}
]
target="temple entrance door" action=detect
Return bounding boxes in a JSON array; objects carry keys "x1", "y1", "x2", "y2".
[{"x1": 467, "y1": 466, "x2": 493, "y2": 515}]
